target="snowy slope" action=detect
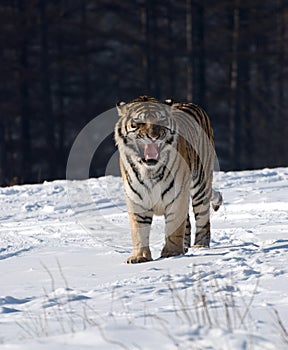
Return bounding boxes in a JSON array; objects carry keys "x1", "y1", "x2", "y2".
[{"x1": 0, "y1": 168, "x2": 288, "y2": 349}]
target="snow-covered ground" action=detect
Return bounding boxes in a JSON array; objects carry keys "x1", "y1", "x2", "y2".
[{"x1": 1, "y1": 168, "x2": 288, "y2": 349}]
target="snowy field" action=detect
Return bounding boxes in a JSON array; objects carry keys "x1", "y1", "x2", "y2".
[{"x1": 1, "y1": 168, "x2": 288, "y2": 349}]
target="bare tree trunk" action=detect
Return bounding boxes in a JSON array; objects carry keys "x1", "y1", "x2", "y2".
[
  {"x1": 236, "y1": 6, "x2": 250, "y2": 169},
  {"x1": 39, "y1": 0, "x2": 55, "y2": 179},
  {"x1": 56, "y1": 11, "x2": 65, "y2": 179},
  {"x1": 241, "y1": 57, "x2": 252, "y2": 168},
  {"x1": 150, "y1": 2, "x2": 159, "y2": 97},
  {"x1": 228, "y1": 0, "x2": 240, "y2": 168},
  {"x1": 140, "y1": 1, "x2": 148, "y2": 91},
  {"x1": 0, "y1": 122, "x2": 6, "y2": 185},
  {"x1": 186, "y1": 0, "x2": 193, "y2": 101},
  {"x1": 277, "y1": 0, "x2": 287, "y2": 163},
  {"x1": 196, "y1": 3, "x2": 206, "y2": 107},
  {"x1": 81, "y1": 0, "x2": 91, "y2": 122},
  {"x1": 282, "y1": 3, "x2": 288, "y2": 161},
  {"x1": 167, "y1": 0, "x2": 175, "y2": 98},
  {"x1": 18, "y1": 0, "x2": 31, "y2": 183},
  {"x1": 141, "y1": 0, "x2": 158, "y2": 96}
]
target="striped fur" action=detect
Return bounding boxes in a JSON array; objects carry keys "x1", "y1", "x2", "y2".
[{"x1": 115, "y1": 96, "x2": 222, "y2": 263}]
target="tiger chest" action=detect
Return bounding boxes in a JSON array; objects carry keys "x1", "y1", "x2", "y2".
[{"x1": 123, "y1": 169, "x2": 189, "y2": 216}]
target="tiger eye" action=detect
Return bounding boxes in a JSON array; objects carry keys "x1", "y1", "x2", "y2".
[{"x1": 131, "y1": 120, "x2": 138, "y2": 128}]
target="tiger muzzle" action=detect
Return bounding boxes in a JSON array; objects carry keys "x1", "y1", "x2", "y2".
[{"x1": 143, "y1": 126, "x2": 166, "y2": 164}]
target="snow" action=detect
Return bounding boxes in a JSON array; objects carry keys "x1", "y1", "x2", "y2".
[{"x1": 1, "y1": 168, "x2": 288, "y2": 349}]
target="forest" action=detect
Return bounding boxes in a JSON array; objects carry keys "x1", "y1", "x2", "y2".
[{"x1": 0, "y1": 0, "x2": 287, "y2": 186}]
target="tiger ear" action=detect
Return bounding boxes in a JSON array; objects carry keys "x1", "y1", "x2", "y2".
[
  {"x1": 116, "y1": 101, "x2": 126, "y2": 116},
  {"x1": 164, "y1": 98, "x2": 173, "y2": 106}
]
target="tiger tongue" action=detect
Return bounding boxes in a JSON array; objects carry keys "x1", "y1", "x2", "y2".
[{"x1": 144, "y1": 143, "x2": 159, "y2": 160}]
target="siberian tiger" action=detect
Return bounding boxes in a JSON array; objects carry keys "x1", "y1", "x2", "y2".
[{"x1": 115, "y1": 96, "x2": 222, "y2": 263}]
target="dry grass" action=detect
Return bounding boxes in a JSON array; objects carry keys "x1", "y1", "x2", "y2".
[{"x1": 16, "y1": 261, "x2": 288, "y2": 349}]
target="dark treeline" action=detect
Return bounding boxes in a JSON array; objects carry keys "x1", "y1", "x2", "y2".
[{"x1": 0, "y1": 0, "x2": 287, "y2": 186}]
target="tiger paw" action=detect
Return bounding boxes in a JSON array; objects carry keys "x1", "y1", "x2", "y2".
[
  {"x1": 184, "y1": 246, "x2": 190, "y2": 253},
  {"x1": 160, "y1": 247, "x2": 185, "y2": 259},
  {"x1": 126, "y1": 256, "x2": 153, "y2": 264},
  {"x1": 193, "y1": 244, "x2": 209, "y2": 248}
]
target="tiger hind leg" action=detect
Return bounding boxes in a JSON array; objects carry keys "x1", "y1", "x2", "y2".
[
  {"x1": 192, "y1": 184, "x2": 211, "y2": 247},
  {"x1": 191, "y1": 189, "x2": 222, "y2": 247}
]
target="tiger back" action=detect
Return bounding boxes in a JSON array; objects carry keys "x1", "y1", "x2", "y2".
[{"x1": 115, "y1": 96, "x2": 222, "y2": 263}]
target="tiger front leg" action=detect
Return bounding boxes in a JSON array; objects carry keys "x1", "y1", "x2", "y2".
[
  {"x1": 161, "y1": 220, "x2": 186, "y2": 258},
  {"x1": 127, "y1": 212, "x2": 153, "y2": 264}
]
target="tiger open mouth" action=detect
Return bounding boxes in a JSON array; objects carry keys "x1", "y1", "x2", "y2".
[{"x1": 137, "y1": 142, "x2": 161, "y2": 165}]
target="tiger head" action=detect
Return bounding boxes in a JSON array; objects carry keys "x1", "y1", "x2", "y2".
[{"x1": 115, "y1": 96, "x2": 177, "y2": 167}]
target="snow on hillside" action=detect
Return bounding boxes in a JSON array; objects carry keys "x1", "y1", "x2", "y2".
[{"x1": 0, "y1": 168, "x2": 288, "y2": 349}]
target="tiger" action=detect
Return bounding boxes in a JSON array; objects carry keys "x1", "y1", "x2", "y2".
[{"x1": 115, "y1": 96, "x2": 222, "y2": 263}]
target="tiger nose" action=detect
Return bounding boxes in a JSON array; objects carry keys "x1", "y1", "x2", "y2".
[
  {"x1": 147, "y1": 131, "x2": 160, "y2": 141},
  {"x1": 147, "y1": 125, "x2": 160, "y2": 140}
]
